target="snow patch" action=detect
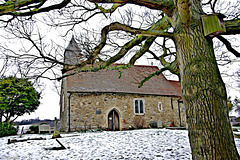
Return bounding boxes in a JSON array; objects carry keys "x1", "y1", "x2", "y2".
[{"x1": 0, "y1": 129, "x2": 239, "y2": 160}]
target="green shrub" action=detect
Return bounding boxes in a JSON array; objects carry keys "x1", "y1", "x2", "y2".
[
  {"x1": 0, "y1": 122, "x2": 17, "y2": 137},
  {"x1": 29, "y1": 125, "x2": 39, "y2": 134},
  {"x1": 149, "y1": 121, "x2": 158, "y2": 128}
]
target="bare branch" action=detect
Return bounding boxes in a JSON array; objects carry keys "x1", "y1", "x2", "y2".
[
  {"x1": 129, "y1": 37, "x2": 156, "y2": 64},
  {"x1": 0, "y1": 0, "x2": 71, "y2": 17},
  {"x1": 95, "y1": 3, "x2": 126, "y2": 13},
  {"x1": 88, "y1": 0, "x2": 175, "y2": 15},
  {"x1": 216, "y1": 35, "x2": 240, "y2": 57},
  {"x1": 224, "y1": 19, "x2": 240, "y2": 35}
]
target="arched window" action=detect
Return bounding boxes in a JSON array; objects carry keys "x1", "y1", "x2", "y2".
[
  {"x1": 158, "y1": 102, "x2": 163, "y2": 112},
  {"x1": 133, "y1": 98, "x2": 145, "y2": 115}
]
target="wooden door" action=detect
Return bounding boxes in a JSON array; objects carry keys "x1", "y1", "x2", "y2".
[{"x1": 108, "y1": 110, "x2": 119, "y2": 131}]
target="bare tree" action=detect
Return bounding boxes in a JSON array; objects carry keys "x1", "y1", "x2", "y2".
[{"x1": 0, "y1": 0, "x2": 240, "y2": 159}]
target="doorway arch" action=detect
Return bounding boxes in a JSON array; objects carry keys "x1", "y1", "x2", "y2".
[{"x1": 108, "y1": 109, "x2": 120, "y2": 131}]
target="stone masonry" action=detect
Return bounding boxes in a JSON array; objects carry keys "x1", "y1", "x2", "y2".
[{"x1": 61, "y1": 92, "x2": 185, "y2": 131}]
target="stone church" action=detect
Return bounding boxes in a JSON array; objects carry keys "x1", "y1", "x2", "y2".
[{"x1": 59, "y1": 38, "x2": 186, "y2": 132}]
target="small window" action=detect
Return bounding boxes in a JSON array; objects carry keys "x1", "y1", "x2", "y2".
[
  {"x1": 158, "y1": 102, "x2": 163, "y2": 112},
  {"x1": 133, "y1": 98, "x2": 145, "y2": 115}
]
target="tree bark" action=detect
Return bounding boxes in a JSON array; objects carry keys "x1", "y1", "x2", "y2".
[{"x1": 174, "y1": 23, "x2": 240, "y2": 159}]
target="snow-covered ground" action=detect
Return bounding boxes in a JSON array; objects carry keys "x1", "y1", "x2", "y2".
[{"x1": 0, "y1": 129, "x2": 240, "y2": 160}]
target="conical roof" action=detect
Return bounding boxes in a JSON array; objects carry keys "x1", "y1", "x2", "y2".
[{"x1": 64, "y1": 37, "x2": 83, "y2": 65}]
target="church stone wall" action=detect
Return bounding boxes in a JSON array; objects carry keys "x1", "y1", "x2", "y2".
[{"x1": 61, "y1": 92, "x2": 186, "y2": 131}]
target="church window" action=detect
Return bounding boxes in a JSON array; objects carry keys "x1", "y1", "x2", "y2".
[
  {"x1": 133, "y1": 98, "x2": 145, "y2": 115},
  {"x1": 158, "y1": 102, "x2": 163, "y2": 111}
]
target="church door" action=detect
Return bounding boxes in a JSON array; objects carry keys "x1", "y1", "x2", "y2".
[{"x1": 108, "y1": 110, "x2": 119, "y2": 131}]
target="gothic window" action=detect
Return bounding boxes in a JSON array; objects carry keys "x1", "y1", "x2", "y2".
[{"x1": 133, "y1": 98, "x2": 145, "y2": 115}]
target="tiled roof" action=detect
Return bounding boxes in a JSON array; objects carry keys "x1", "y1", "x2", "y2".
[
  {"x1": 168, "y1": 80, "x2": 182, "y2": 100},
  {"x1": 66, "y1": 64, "x2": 181, "y2": 97}
]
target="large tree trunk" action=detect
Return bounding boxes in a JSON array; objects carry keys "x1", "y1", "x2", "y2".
[{"x1": 175, "y1": 23, "x2": 240, "y2": 159}]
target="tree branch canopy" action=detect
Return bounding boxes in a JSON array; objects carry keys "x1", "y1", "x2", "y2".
[
  {"x1": 95, "y1": 3, "x2": 125, "y2": 13},
  {"x1": 62, "y1": 15, "x2": 172, "y2": 75},
  {"x1": 0, "y1": 0, "x2": 70, "y2": 16},
  {"x1": 88, "y1": 0, "x2": 175, "y2": 15}
]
